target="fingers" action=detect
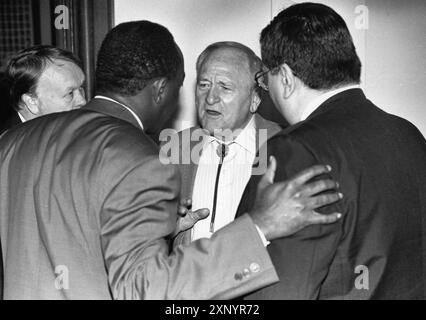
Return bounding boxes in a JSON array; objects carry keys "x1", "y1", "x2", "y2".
[
  {"x1": 178, "y1": 205, "x2": 187, "y2": 217},
  {"x1": 307, "y1": 211, "x2": 343, "y2": 225},
  {"x1": 179, "y1": 198, "x2": 192, "y2": 208},
  {"x1": 290, "y1": 164, "x2": 332, "y2": 187},
  {"x1": 178, "y1": 198, "x2": 192, "y2": 217},
  {"x1": 306, "y1": 192, "x2": 343, "y2": 209},
  {"x1": 191, "y1": 208, "x2": 210, "y2": 221},
  {"x1": 257, "y1": 156, "x2": 277, "y2": 191},
  {"x1": 298, "y1": 179, "x2": 339, "y2": 197}
]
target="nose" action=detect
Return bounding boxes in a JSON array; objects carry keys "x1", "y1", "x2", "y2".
[
  {"x1": 206, "y1": 86, "x2": 220, "y2": 105},
  {"x1": 74, "y1": 88, "x2": 87, "y2": 108}
]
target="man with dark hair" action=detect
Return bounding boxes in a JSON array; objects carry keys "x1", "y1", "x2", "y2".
[
  {"x1": 238, "y1": 2, "x2": 426, "y2": 299},
  {"x1": 0, "y1": 20, "x2": 342, "y2": 299},
  {"x1": 0, "y1": 45, "x2": 86, "y2": 135}
]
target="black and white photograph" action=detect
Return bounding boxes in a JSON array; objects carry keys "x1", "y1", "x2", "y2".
[{"x1": 0, "y1": 0, "x2": 426, "y2": 306}]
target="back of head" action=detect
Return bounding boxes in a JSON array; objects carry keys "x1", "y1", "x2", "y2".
[
  {"x1": 260, "y1": 2, "x2": 361, "y2": 90},
  {"x1": 95, "y1": 20, "x2": 182, "y2": 96},
  {"x1": 6, "y1": 45, "x2": 82, "y2": 111}
]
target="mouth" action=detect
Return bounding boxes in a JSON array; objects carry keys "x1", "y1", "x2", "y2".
[{"x1": 205, "y1": 109, "x2": 222, "y2": 117}]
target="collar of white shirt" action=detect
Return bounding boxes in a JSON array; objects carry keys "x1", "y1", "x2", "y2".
[
  {"x1": 17, "y1": 112, "x2": 26, "y2": 123},
  {"x1": 205, "y1": 115, "x2": 257, "y2": 155},
  {"x1": 300, "y1": 84, "x2": 360, "y2": 122},
  {"x1": 94, "y1": 95, "x2": 144, "y2": 131}
]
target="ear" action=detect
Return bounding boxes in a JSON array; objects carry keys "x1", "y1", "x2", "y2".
[
  {"x1": 250, "y1": 91, "x2": 261, "y2": 113},
  {"x1": 279, "y1": 64, "x2": 297, "y2": 99},
  {"x1": 151, "y1": 78, "x2": 168, "y2": 105},
  {"x1": 21, "y1": 93, "x2": 41, "y2": 115}
]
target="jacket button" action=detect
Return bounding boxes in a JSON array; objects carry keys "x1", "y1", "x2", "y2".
[
  {"x1": 242, "y1": 268, "x2": 251, "y2": 277},
  {"x1": 249, "y1": 263, "x2": 260, "y2": 273},
  {"x1": 234, "y1": 273, "x2": 243, "y2": 281}
]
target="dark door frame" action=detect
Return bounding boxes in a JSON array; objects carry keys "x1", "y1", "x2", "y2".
[{"x1": 50, "y1": 0, "x2": 114, "y2": 99}]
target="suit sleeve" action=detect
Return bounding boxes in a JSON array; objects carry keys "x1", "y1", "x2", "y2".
[
  {"x1": 98, "y1": 132, "x2": 278, "y2": 300},
  {"x1": 245, "y1": 134, "x2": 345, "y2": 300},
  {"x1": 0, "y1": 242, "x2": 3, "y2": 299}
]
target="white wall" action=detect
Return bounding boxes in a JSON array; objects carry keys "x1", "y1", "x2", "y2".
[
  {"x1": 115, "y1": 0, "x2": 271, "y2": 130},
  {"x1": 115, "y1": 0, "x2": 426, "y2": 137},
  {"x1": 364, "y1": 0, "x2": 426, "y2": 137}
]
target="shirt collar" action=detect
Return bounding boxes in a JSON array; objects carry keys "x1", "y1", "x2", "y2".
[
  {"x1": 17, "y1": 112, "x2": 26, "y2": 123},
  {"x1": 300, "y1": 84, "x2": 360, "y2": 121},
  {"x1": 94, "y1": 95, "x2": 144, "y2": 131},
  {"x1": 233, "y1": 115, "x2": 256, "y2": 155},
  {"x1": 205, "y1": 115, "x2": 256, "y2": 155}
]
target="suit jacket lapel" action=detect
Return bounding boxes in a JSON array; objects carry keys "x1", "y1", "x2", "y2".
[
  {"x1": 179, "y1": 126, "x2": 201, "y2": 201},
  {"x1": 175, "y1": 115, "x2": 281, "y2": 246},
  {"x1": 183, "y1": 115, "x2": 280, "y2": 201}
]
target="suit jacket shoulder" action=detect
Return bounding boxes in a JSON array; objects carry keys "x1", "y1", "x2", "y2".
[{"x1": 239, "y1": 89, "x2": 426, "y2": 299}]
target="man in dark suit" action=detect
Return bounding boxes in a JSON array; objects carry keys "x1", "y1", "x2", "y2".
[
  {"x1": 0, "y1": 73, "x2": 19, "y2": 135},
  {"x1": 238, "y1": 3, "x2": 426, "y2": 299},
  {"x1": 0, "y1": 20, "x2": 343, "y2": 299},
  {"x1": 0, "y1": 45, "x2": 86, "y2": 136}
]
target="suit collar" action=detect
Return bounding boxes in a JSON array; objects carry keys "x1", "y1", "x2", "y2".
[
  {"x1": 306, "y1": 88, "x2": 366, "y2": 121},
  {"x1": 83, "y1": 98, "x2": 143, "y2": 130},
  {"x1": 0, "y1": 111, "x2": 21, "y2": 135}
]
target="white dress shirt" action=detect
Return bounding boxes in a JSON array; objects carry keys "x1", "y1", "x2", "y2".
[
  {"x1": 17, "y1": 112, "x2": 26, "y2": 123},
  {"x1": 191, "y1": 116, "x2": 257, "y2": 241}
]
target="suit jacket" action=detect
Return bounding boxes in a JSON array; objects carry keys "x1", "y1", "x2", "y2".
[
  {"x1": 0, "y1": 111, "x2": 20, "y2": 299},
  {"x1": 0, "y1": 111, "x2": 21, "y2": 136},
  {"x1": 170, "y1": 114, "x2": 281, "y2": 247},
  {"x1": 237, "y1": 89, "x2": 426, "y2": 299},
  {"x1": 0, "y1": 98, "x2": 278, "y2": 300}
]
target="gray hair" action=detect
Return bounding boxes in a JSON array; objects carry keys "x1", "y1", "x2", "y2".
[{"x1": 196, "y1": 41, "x2": 263, "y2": 84}]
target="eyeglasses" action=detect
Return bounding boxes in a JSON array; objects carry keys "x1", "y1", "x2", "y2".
[
  {"x1": 255, "y1": 65, "x2": 297, "y2": 91},
  {"x1": 255, "y1": 69, "x2": 271, "y2": 91}
]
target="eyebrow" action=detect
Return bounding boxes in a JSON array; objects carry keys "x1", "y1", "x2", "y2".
[{"x1": 67, "y1": 79, "x2": 86, "y2": 89}]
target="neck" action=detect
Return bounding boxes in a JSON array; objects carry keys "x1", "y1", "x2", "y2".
[
  {"x1": 288, "y1": 84, "x2": 354, "y2": 124},
  {"x1": 97, "y1": 92, "x2": 151, "y2": 129},
  {"x1": 18, "y1": 107, "x2": 36, "y2": 121},
  {"x1": 285, "y1": 88, "x2": 324, "y2": 124}
]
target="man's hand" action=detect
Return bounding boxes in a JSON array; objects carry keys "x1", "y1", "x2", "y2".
[
  {"x1": 173, "y1": 198, "x2": 210, "y2": 238},
  {"x1": 249, "y1": 156, "x2": 343, "y2": 241}
]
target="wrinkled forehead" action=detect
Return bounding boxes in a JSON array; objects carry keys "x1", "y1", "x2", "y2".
[
  {"x1": 37, "y1": 59, "x2": 85, "y2": 90},
  {"x1": 199, "y1": 48, "x2": 253, "y2": 80}
]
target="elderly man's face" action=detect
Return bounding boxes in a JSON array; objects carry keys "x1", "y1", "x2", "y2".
[
  {"x1": 196, "y1": 48, "x2": 257, "y2": 136},
  {"x1": 35, "y1": 59, "x2": 86, "y2": 115}
]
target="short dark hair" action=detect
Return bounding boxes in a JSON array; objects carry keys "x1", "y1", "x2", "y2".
[
  {"x1": 260, "y1": 2, "x2": 361, "y2": 90},
  {"x1": 6, "y1": 45, "x2": 82, "y2": 111},
  {"x1": 95, "y1": 21, "x2": 182, "y2": 96}
]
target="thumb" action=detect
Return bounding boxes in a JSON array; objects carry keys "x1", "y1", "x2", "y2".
[{"x1": 191, "y1": 208, "x2": 210, "y2": 221}]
